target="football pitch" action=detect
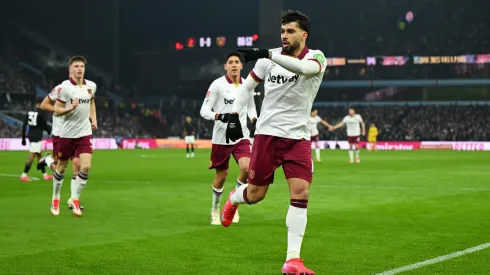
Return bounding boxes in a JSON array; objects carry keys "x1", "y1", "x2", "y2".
[{"x1": 0, "y1": 149, "x2": 489, "y2": 274}]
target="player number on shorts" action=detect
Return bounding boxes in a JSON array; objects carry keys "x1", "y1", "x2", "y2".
[{"x1": 27, "y1": 111, "x2": 38, "y2": 126}]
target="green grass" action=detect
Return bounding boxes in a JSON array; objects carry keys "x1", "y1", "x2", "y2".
[{"x1": 0, "y1": 149, "x2": 489, "y2": 274}]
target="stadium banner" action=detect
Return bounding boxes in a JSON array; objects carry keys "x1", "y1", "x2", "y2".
[
  {"x1": 420, "y1": 141, "x2": 490, "y2": 151},
  {"x1": 0, "y1": 138, "x2": 117, "y2": 151},
  {"x1": 313, "y1": 141, "x2": 490, "y2": 151},
  {"x1": 314, "y1": 141, "x2": 421, "y2": 150},
  {"x1": 121, "y1": 138, "x2": 158, "y2": 149},
  {"x1": 155, "y1": 139, "x2": 213, "y2": 149}
]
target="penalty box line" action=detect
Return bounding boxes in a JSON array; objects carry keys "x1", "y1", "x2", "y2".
[{"x1": 373, "y1": 242, "x2": 490, "y2": 275}]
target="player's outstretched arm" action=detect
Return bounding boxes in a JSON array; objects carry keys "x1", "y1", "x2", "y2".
[
  {"x1": 40, "y1": 96, "x2": 55, "y2": 113},
  {"x1": 321, "y1": 120, "x2": 332, "y2": 128},
  {"x1": 330, "y1": 121, "x2": 345, "y2": 131},
  {"x1": 360, "y1": 120, "x2": 366, "y2": 136},
  {"x1": 246, "y1": 91, "x2": 258, "y2": 122},
  {"x1": 269, "y1": 51, "x2": 322, "y2": 75},
  {"x1": 231, "y1": 75, "x2": 259, "y2": 114}
]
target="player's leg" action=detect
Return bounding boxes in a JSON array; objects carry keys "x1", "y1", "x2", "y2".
[
  {"x1": 68, "y1": 156, "x2": 84, "y2": 211},
  {"x1": 221, "y1": 135, "x2": 277, "y2": 227},
  {"x1": 185, "y1": 137, "x2": 190, "y2": 158},
  {"x1": 348, "y1": 139, "x2": 355, "y2": 163},
  {"x1": 20, "y1": 152, "x2": 36, "y2": 181},
  {"x1": 281, "y1": 139, "x2": 315, "y2": 274},
  {"x1": 190, "y1": 136, "x2": 195, "y2": 158},
  {"x1": 355, "y1": 139, "x2": 361, "y2": 163},
  {"x1": 313, "y1": 140, "x2": 321, "y2": 162},
  {"x1": 51, "y1": 138, "x2": 73, "y2": 216},
  {"x1": 68, "y1": 136, "x2": 92, "y2": 216},
  {"x1": 37, "y1": 152, "x2": 53, "y2": 180},
  {"x1": 232, "y1": 139, "x2": 253, "y2": 223},
  {"x1": 208, "y1": 144, "x2": 233, "y2": 224}
]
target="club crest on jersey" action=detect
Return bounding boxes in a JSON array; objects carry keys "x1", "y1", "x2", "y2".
[
  {"x1": 87, "y1": 89, "x2": 92, "y2": 95},
  {"x1": 267, "y1": 73, "x2": 299, "y2": 84},
  {"x1": 249, "y1": 169, "x2": 255, "y2": 179}
]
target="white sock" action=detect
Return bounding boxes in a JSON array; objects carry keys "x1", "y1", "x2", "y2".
[
  {"x1": 349, "y1": 150, "x2": 354, "y2": 161},
  {"x1": 212, "y1": 186, "x2": 224, "y2": 211},
  {"x1": 286, "y1": 201, "x2": 308, "y2": 261},
  {"x1": 230, "y1": 183, "x2": 248, "y2": 205},
  {"x1": 52, "y1": 170, "x2": 64, "y2": 200},
  {"x1": 72, "y1": 171, "x2": 88, "y2": 200},
  {"x1": 236, "y1": 178, "x2": 246, "y2": 189},
  {"x1": 21, "y1": 172, "x2": 27, "y2": 177},
  {"x1": 70, "y1": 175, "x2": 78, "y2": 199},
  {"x1": 43, "y1": 172, "x2": 48, "y2": 177},
  {"x1": 314, "y1": 148, "x2": 321, "y2": 161},
  {"x1": 355, "y1": 149, "x2": 360, "y2": 158},
  {"x1": 45, "y1": 156, "x2": 54, "y2": 171}
]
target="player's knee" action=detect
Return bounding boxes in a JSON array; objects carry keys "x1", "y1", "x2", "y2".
[
  {"x1": 239, "y1": 164, "x2": 249, "y2": 176},
  {"x1": 289, "y1": 183, "x2": 310, "y2": 200},
  {"x1": 80, "y1": 163, "x2": 91, "y2": 173}
]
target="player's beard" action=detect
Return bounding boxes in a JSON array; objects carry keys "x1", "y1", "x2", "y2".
[{"x1": 282, "y1": 40, "x2": 300, "y2": 55}]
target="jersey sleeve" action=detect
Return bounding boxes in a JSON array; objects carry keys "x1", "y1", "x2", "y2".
[
  {"x1": 200, "y1": 80, "x2": 220, "y2": 120},
  {"x1": 308, "y1": 50, "x2": 328, "y2": 74},
  {"x1": 316, "y1": 116, "x2": 322, "y2": 123},
  {"x1": 249, "y1": 59, "x2": 270, "y2": 82},
  {"x1": 57, "y1": 86, "x2": 70, "y2": 103},
  {"x1": 357, "y1": 115, "x2": 363, "y2": 122},
  {"x1": 48, "y1": 86, "x2": 60, "y2": 101},
  {"x1": 342, "y1": 116, "x2": 348, "y2": 123},
  {"x1": 90, "y1": 83, "x2": 97, "y2": 98}
]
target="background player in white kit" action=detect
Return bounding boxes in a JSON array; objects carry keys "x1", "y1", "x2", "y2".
[
  {"x1": 220, "y1": 10, "x2": 326, "y2": 274},
  {"x1": 200, "y1": 52, "x2": 257, "y2": 225},
  {"x1": 52, "y1": 56, "x2": 97, "y2": 217},
  {"x1": 329, "y1": 108, "x2": 365, "y2": 163},
  {"x1": 38, "y1": 82, "x2": 85, "y2": 211},
  {"x1": 308, "y1": 109, "x2": 332, "y2": 162}
]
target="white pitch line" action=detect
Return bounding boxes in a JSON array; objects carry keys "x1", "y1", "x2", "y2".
[
  {"x1": 373, "y1": 242, "x2": 490, "y2": 275},
  {"x1": 0, "y1": 173, "x2": 39, "y2": 181}
]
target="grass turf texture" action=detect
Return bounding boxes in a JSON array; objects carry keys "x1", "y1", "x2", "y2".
[{"x1": 0, "y1": 149, "x2": 489, "y2": 275}]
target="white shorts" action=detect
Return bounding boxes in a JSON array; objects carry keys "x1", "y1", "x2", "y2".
[
  {"x1": 185, "y1": 135, "x2": 195, "y2": 144},
  {"x1": 29, "y1": 141, "x2": 42, "y2": 153}
]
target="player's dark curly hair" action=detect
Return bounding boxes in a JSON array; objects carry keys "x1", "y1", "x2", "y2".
[
  {"x1": 224, "y1": 52, "x2": 242, "y2": 63},
  {"x1": 280, "y1": 10, "x2": 311, "y2": 34}
]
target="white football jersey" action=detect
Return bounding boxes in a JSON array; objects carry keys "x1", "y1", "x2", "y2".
[
  {"x1": 200, "y1": 75, "x2": 257, "y2": 145},
  {"x1": 343, "y1": 114, "x2": 363, "y2": 137},
  {"x1": 47, "y1": 85, "x2": 63, "y2": 137},
  {"x1": 249, "y1": 47, "x2": 327, "y2": 140},
  {"x1": 308, "y1": 115, "x2": 322, "y2": 136},
  {"x1": 57, "y1": 78, "x2": 97, "y2": 138}
]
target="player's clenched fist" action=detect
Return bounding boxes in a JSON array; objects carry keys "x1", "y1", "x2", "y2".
[
  {"x1": 225, "y1": 113, "x2": 244, "y2": 144},
  {"x1": 91, "y1": 120, "x2": 98, "y2": 131},
  {"x1": 237, "y1": 48, "x2": 270, "y2": 63}
]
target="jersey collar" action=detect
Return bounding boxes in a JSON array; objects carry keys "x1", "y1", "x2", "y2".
[
  {"x1": 69, "y1": 78, "x2": 87, "y2": 86},
  {"x1": 281, "y1": 46, "x2": 309, "y2": 60},
  {"x1": 225, "y1": 74, "x2": 242, "y2": 84}
]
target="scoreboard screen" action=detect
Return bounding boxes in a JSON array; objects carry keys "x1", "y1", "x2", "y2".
[{"x1": 174, "y1": 34, "x2": 260, "y2": 50}]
